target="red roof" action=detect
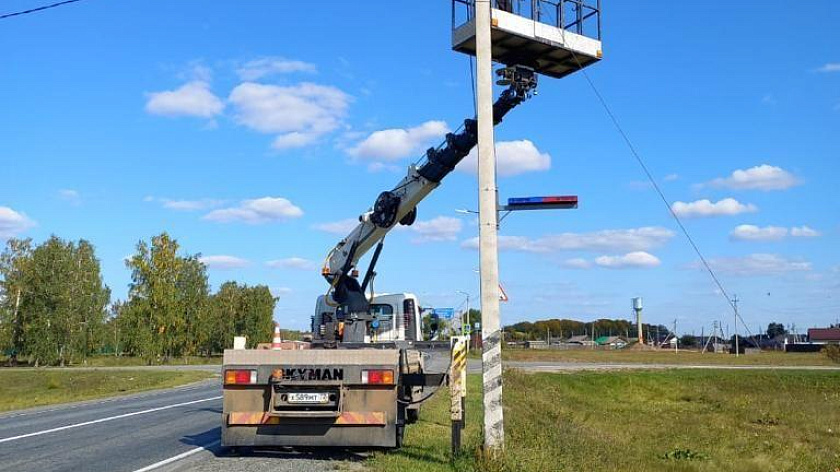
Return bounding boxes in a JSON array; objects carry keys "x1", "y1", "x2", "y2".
[{"x1": 808, "y1": 328, "x2": 840, "y2": 341}]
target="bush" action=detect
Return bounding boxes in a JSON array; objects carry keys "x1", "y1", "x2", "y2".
[{"x1": 823, "y1": 344, "x2": 840, "y2": 363}]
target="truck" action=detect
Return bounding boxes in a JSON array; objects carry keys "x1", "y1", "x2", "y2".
[{"x1": 221, "y1": 65, "x2": 537, "y2": 450}]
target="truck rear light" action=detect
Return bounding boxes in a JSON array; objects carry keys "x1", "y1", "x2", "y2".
[
  {"x1": 361, "y1": 369, "x2": 394, "y2": 385},
  {"x1": 224, "y1": 369, "x2": 257, "y2": 385}
]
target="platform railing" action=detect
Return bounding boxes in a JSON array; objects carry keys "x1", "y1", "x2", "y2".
[{"x1": 453, "y1": 0, "x2": 601, "y2": 41}]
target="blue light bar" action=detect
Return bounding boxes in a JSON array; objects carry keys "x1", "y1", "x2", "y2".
[
  {"x1": 502, "y1": 195, "x2": 578, "y2": 212},
  {"x1": 507, "y1": 196, "x2": 578, "y2": 206}
]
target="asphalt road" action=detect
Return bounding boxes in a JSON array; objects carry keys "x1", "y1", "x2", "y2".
[
  {"x1": 3, "y1": 359, "x2": 838, "y2": 472},
  {"x1": 0, "y1": 380, "x2": 223, "y2": 472}
]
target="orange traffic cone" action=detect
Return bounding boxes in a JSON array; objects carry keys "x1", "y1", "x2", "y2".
[{"x1": 272, "y1": 324, "x2": 282, "y2": 350}]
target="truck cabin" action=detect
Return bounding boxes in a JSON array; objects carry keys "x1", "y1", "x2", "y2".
[{"x1": 313, "y1": 293, "x2": 423, "y2": 343}]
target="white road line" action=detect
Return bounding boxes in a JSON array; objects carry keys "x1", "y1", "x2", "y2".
[
  {"x1": 0, "y1": 396, "x2": 222, "y2": 444},
  {"x1": 131, "y1": 441, "x2": 220, "y2": 472},
  {"x1": 0, "y1": 382, "x2": 215, "y2": 420}
]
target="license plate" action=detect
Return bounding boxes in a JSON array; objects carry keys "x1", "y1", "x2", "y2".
[{"x1": 287, "y1": 392, "x2": 329, "y2": 404}]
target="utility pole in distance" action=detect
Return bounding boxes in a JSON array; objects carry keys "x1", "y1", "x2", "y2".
[
  {"x1": 733, "y1": 294, "x2": 740, "y2": 357},
  {"x1": 475, "y1": 0, "x2": 504, "y2": 453}
]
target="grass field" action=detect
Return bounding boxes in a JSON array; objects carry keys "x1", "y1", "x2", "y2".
[
  {"x1": 0, "y1": 355, "x2": 223, "y2": 368},
  {"x1": 368, "y1": 370, "x2": 840, "y2": 472},
  {"x1": 501, "y1": 348, "x2": 836, "y2": 367},
  {"x1": 81, "y1": 355, "x2": 223, "y2": 367},
  {"x1": 0, "y1": 369, "x2": 215, "y2": 412}
]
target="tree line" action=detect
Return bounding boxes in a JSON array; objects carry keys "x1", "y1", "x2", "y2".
[
  {"x1": 0, "y1": 233, "x2": 275, "y2": 366},
  {"x1": 504, "y1": 318, "x2": 672, "y2": 342}
]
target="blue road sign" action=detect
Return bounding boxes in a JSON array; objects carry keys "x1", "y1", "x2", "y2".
[{"x1": 434, "y1": 308, "x2": 455, "y2": 319}]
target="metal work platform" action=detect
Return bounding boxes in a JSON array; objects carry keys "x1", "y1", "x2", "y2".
[{"x1": 452, "y1": 0, "x2": 602, "y2": 79}]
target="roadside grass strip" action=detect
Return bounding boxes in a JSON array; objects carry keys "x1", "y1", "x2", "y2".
[
  {"x1": 368, "y1": 370, "x2": 840, "y2": 472},
  {"x1": 0, "y1": 369, "x2": 214, "y2": 412}
]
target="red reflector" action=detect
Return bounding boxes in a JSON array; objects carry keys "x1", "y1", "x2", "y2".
[
  {"x1": 224, "y1": 369, "x2": 257, "y2": 385},
  {"x1": 361, "y1": 369, "x2": 394, "y2": 385}
]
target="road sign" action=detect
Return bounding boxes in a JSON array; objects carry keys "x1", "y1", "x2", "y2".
[{"x1": 435, "y1": 308, "x2": 455, "y2": 319}]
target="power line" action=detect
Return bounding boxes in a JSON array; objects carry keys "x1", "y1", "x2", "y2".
[
  {"x1": 0, "y1": 0, "x2": 84, "y2": 20},
  {"x1": 557, "y1": 27, "x2": 761, "y2": 346}
]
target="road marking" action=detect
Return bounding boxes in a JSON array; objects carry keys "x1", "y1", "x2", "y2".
[
  {"x1": 0, "y1": 396, "x2": 222, "y2": 444},
  {"x1": 0, "y1": 382, "x2": 216, "y2": 420},
  {"x1": 131, "y1": 440, "x2": 220, "y2": 472}
]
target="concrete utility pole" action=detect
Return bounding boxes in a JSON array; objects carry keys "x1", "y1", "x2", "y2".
[
  {"x1": 673, "y1": 319, "x2": 678, "y2": 354},
  {"x1": 475, "y1": 0, "x2": 504, "y2": 453},
  {"x1": 733, "y1": 294, "x2": 740, "y2": 357}
]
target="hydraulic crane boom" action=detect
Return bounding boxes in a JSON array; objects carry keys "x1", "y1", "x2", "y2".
[{"x1": 321, "y1": 66, "x2": 537, "y2": 343}]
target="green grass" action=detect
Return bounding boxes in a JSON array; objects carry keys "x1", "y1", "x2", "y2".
[
  {"x1": 1, "y1": 355, "x2": 222, "y2": 368},
  {"x1": 81, "y1": 355, "x2": 222, "y2": 367},
  {"x1": 0, "y1": 369, "x2": 215, "y2": 412},
  {"x1": 502, "y1": 348, "x2": 836, "y2": 366},
  {"x1": 368, "y1": 370, "x2": 840, "y2": 472}
]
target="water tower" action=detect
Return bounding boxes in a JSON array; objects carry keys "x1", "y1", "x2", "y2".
[
  {"x1": 451, "y1": 0, "x2": 602, "y2": 78},
  {"x1": 632, "y1": 297, "x2": 643, "y2": 344}
]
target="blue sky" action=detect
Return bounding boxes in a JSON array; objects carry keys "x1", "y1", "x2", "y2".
[{"x1": 1, "y1": 1, "x2": 838, "y2": 334}]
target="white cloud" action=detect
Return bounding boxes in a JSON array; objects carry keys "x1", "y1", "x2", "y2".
[
  {"x1": 790, "y1": 226, "x2": 821, "y2": 238},
  {"x1": 145, "y1": 81, "x2": 224, "y2": 118},
  {"x1": 58, "y1": 189, "x2": 81, "y2": 206},
  {"x1": 730, "y1": 224, "x2": 822, "y2": 241},
  {"x1": 272, "y1": 132, "x2": 319, "y2": 149},
  {"x1": 663, "y1": 173, "x2": 679, "y2": 182},
  {"x1": 152, "y1": 198, "x2": 224, "y2": 211},
  {"x1": 313, "y1": 218, "x2": 359, "y2": 235},
  {"x1": 595, "y1": 251, "x2": 661, "y2": 269},
  {"x1": 228, "y1": 82, "x2": 351, "y2": 150},
  {"x1": 347, "y1": 121, "x2": 449, "y2": 161},
  {"x1": 730, "y1": 225, "x2": 788, "y2": 242},
  {"x1": 408, "y1": 216, "x2": 463, "y2": 243},
  {"x1": 702, "y1": 253, "x2": 811, "y2": 276},
  {"x1": 461, "y1": 226, "x2": 674, "y2": 253},
  {"x1": 271, "y1": 287, "x2": 293, "y2": 298},
  {"x1": 562, "y1": 258, "x2": 592, "y2": 269},
  {"x1": 671, "y1": 198, "x2": 757, "y2": 218},
  {"x1": 204, "y1": 197, "x2": 303, "y2": 224},
  {"x1": 706, "y1": 164, "x2": 801, "y2": 191},
  {"x1": 458, "y1": 140, "x2": 551, "y2": 177},
  {"x1": 266, "y1": 257, "x2": 318, "y2": 271},
  {"x1": 816, "y1": 63, "x2": 840, "y2": 73},
  {"x1": 0, "y1": 207, "x2": 36, "y2": 239},
  {"x1": 176, "y1": 62, "x2": 213, "y2": 83},
  {"x1": 365, "y1": 162, "x2": 401, "y2": 173},
  {"x1": 199, "y1": 255, "x2": 250, "y2": 270},
  {"x1": 237, "y1": 57, "x2": 317, "y2": 81}
]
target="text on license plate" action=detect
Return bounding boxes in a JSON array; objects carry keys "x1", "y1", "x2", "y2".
[{"x1": 287, "y1": 392, "x2": 329, "y2": 404}]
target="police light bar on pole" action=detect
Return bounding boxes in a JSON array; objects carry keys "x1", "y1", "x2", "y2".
[{"x1": 502, "y1": 195, "x2": 578, "y2": 211}]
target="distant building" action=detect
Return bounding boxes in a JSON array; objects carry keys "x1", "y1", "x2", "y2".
[
  {"x1": 808, "y1": 328, "x2": 840, "y2": 344},
  {"x1": 524, "y1": 340, "x2": 548, "y2": 349},
  {"x1": 595, "y1": 336, "x2": 628, "y2": 349},
  {"x1": 566, "y1": 335, "x2": 594, "y2": 346}
]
